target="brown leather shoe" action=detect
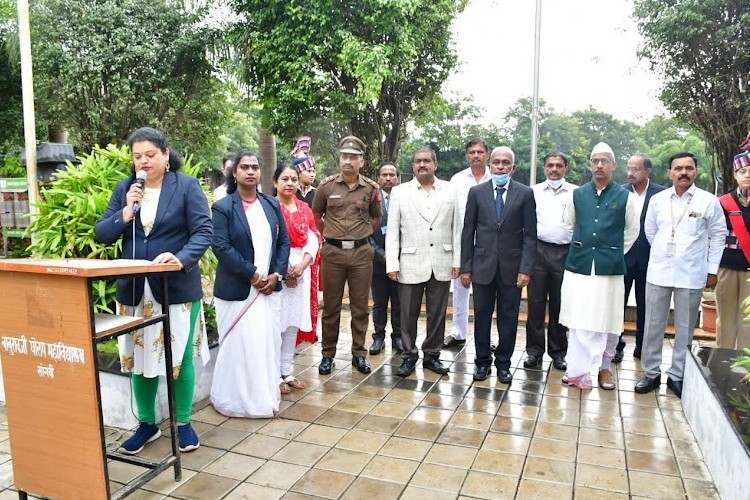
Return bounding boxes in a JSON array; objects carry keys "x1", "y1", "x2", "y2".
[{"x1": 598, "y1": 369, "x2": 616, "y2": 390}]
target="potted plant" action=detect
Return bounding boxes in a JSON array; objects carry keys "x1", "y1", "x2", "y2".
[{"x1": 700, "y1": 288, "x2": 717, "y2": 334}]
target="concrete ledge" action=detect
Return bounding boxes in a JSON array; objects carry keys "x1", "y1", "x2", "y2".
[{"x1": 684, "y1": 347, "x2": 750, "y2": 500}]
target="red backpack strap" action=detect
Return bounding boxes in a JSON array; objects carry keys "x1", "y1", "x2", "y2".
[{"x1": 719, "y1": 193, "x2": 750, "y2": 263}]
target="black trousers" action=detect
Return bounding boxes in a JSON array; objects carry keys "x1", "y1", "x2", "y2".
[
  {"x1": 473, "y1": 272, "x2": 522, "y2": 371},
  {"x1": 371, "y1": 271, "x2": 401, "y2": 340},
  {"x1": 617, "y1": 261, "x2": 647, "y2": 351},
  {"x1": 525, "y1": 241, "x2": 569, "y2": 357}
]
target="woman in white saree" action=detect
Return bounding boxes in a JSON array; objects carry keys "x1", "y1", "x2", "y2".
[{"x1": 209, "y1": 150, "x2": 290, "y2": 417}]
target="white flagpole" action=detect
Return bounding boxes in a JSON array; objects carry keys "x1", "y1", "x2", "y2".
[
  {"x1": 17, "y1": 0, "x2": 39, "y2": 227},
  {"x1": 529, "y1": 0, "x2": 542, "y2": 186}
]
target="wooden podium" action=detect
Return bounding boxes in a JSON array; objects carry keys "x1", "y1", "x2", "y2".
[{"x1": 0, "y1": 258, "x2": 183, "y2": 499}]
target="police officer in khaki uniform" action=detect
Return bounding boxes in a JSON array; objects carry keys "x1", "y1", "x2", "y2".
[{"x1": 312, "y1": 135, "x2": 382, "y2": 375}]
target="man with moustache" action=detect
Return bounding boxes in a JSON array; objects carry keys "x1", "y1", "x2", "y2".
[
  {"x1": 386, "y1": 148, "x2": 461, "y2": 376},
  {"x1": 612, "y1": 154, "x2": 665, "y2": 362},
  {"x1": 524, "y1": 152, "x2": 577, "y2": 371},
  {"x1": 369, "y1": 161, "x2": 404, "y2": 355},
  {"x1": 635, "y1": 152, "x2": 726, "y2": 398},
  {"x1": 716, "y1": 150, "x2": 750, "y2": 350},
  {"x1": 312, "y1": 136, "x2": 382, "y2": 375},
  {"x1": 559, "y1": 143, "x2": 639, "y2": 390},
  {"x1": 460, "y1": 146, "x2": 537, "y2": 384},
  {"x1": 444, "y1": 138, "x2": 492, "y2": 348}
]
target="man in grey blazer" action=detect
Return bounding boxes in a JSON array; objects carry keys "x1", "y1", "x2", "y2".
[
  {"x1": 460, "y1": 146, "x2": 537, "y2": 383},
  {"x1": 386, "y1": 148, "x2": 461, "y2": 377}
]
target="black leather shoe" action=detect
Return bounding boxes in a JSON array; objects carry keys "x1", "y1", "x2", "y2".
[
  {"x1": 473, "y1": 365, "x2": 491, "y2": 381},
  {"x1": 552, "y1": 356, "x2": 567, "y2": 370},
  {"x1": 523, "y1": 354, "x2": 542, "y2": 368},
  {"x1": 392, "y1": 336, "x2": 404, "y2": 353},
  {"x1": 667, "y1": 377, "x2": 683, "y2": 398},
  {"x1": 319, "y1": 357, "x2": 335, "y2": 375},
  {"x1": 369, "y1": 337, "x2": 385, "y2": 355},
  {"x1": 497, "y1": 369, "x2": 513, "y2": 384},
  {"x1": 633, "y1": 347, "x2": 642, "y2": 359},
  {"x1": 634, "y1": 374, "x2": 661, "y2": 393},
  {"x1": 352, "y1": 356, "x2": 371, "y2": 374},
  {"x1": 612, "y1": 349, "x2": 624, "y2": 364},
  {"x1": 443, "y1": 335, "x2": 465, "y2": 348},
  {"x1": 396, "y1": 358, "x2": 417, "y2": 377},
  {"x1": 423, "y1": 356, "x2": 449, "y2": 375}
]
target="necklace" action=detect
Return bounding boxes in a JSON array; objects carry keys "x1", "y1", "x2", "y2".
[{"x1": 240, "y1": 196, "x2": 258, "y2": 204}]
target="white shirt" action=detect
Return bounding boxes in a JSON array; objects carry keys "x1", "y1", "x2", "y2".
[
  {"x1": 494, "y1": 181, "x2": 509, "y2": 203},
  {"x1": 533, "y1": 180, "x2": 577, "y2": 244},
  {"x1": 213, "y1": 183, "x2": 228, "y2": 201},
  {"x1": 645, "y1": 184, "x2": 726, "y2": 289},
  {"x1": 450, "y1": 166, "x2": 491, "y2": 224},
  {"x1": 629, "y1": 179, "x2": 649, "y2": 216}
]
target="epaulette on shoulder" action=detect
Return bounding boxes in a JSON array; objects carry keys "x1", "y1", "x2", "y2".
[
  {"x1": 363, "y1": 176, "x2": 380, "y2": 190},
  {"x1": 319, "y1": 174, "x2": 338, "y2": 185}
]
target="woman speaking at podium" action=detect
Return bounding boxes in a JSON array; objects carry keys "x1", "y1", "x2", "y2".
[{"x1": 95, "y1": 127, "x2": 213, "y2": 454}]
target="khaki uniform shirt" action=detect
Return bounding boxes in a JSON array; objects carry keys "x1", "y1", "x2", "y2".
[{"x1": 312, "y1": 173, "x2": 382, "y2": 240}]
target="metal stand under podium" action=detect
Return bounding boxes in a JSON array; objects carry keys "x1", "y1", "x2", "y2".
[{"x1": 0, "y1": 258, "x2": 183, "y2": 499}]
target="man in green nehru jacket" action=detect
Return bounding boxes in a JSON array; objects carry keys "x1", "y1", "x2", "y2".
[{"x1": 558, "y1": 142, "x2": 640, "y2": 390}]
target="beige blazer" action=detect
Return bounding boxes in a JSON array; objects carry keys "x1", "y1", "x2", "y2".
[{"x1": 385, "y1": 178, "x2": 461, "y2": 284}]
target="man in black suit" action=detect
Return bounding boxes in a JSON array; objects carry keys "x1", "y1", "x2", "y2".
[
  {"x1": 613, "y1": 154, "x2": 665, "y2": 362},
  {"x1": 460, "y1": 146, "x2": 537, "y2": 383},
  {"x1": 369, "y1": 162, "x2": 404, "y2": 355}
]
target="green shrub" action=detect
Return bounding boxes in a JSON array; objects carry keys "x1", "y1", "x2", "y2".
[{"x1": 26, "y1": 144, "x2": 216, "y2": 313}]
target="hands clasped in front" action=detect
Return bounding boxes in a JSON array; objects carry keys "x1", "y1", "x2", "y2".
[{"x1": 251, "y1": 272, "x2": 278, "y2": 295}]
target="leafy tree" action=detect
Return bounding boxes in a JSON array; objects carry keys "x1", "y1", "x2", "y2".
[
  {"x1": 634, "y1": 0, "x2": 750, "y2": 193},
  {"x1": 31, "y1": 0, "x2": 230, "y2": 168},
  {"x1": 230, "y1": 0, "x2": 467, "y2": 175},
  {"x1": 0, "y1": 1, "x2": 22, "y2": 153},
  {"x1": 403, "y1": 95, "x2": 507, "y2": 180}
]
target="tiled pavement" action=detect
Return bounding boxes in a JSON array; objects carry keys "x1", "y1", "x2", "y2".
[{"x1": 0, "y1": 312, "x2": 722, "y2": 499}]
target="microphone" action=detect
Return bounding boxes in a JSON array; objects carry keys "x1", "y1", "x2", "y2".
[{"x1": 132, "y1": 170, "x2": 148, "y2": 214}]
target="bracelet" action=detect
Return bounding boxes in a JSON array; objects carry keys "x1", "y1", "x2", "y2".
[{"x1": 251, "y1": 276, "x2": 261, "y2": 286}]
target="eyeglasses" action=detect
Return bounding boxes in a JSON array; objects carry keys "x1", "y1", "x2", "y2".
[
  {"x1": 590, "y1": 158, "x2": 613, "y2": 166},
  {"x1": 626, "y1": 167, "x2": 645, "y2": 173}
]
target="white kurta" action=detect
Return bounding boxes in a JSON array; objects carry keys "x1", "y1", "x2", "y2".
[
  {"x1": 559, "y1": 191, "x2": 640, "y2": 333},
  {"x1": 210, "y1": 201, "x2": 281, "y2": 418},
  {"x1": 559, "y1": 189, "x2": 640, "y2": 384},
  {"x1": 279, "y1": 229, "x2": 319, "y2": 332}
]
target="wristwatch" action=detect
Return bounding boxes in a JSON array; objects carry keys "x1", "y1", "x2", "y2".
[{"x1": 273, "y1": 272, "x2": 284, "y2": 281}]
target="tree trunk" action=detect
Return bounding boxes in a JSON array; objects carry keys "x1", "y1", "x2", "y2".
[{"x1": 259, "y1": 108, "x2": 277, "y2": 194}]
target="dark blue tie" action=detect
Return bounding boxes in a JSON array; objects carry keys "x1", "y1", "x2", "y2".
[{"x1": 495, "y1": 187, "x2": 505, "y2": 221}]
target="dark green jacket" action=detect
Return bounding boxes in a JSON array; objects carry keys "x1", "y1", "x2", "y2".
[{"x1": 566, "y1": 182, "x2": 629, "y2": 276}]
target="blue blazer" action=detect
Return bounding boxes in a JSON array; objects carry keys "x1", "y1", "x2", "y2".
[
  {"x1": 460, "y1": 179, "x2": 537, "y2": 285},
  {"x1": 95, "y1": 171, "x2": 213, "y2": 306},
  {"x1": 212, "y1": 191, "x2": 290, "y2": 301},
  {"x1": 623, "y1": 181, "x2": 665, "y2": 269}
]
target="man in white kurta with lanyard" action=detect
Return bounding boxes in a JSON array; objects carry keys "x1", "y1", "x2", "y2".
[
  {"x1": 635, "y1": 152, "x2": 726, "y2": 398},
  {"x1": 559, "y1": 143, "x2": 640, "y2": 390},
  {"x1": 444, "y1": 138, "x2": 492, "y2": 348}
]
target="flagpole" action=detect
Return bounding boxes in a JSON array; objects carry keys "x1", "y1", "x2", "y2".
[
  {"x1": 529, "y1": 0, "x2": 542, "y2": 186},
  {"x1": 17, "y1": 0, "x2": 39, "y2": 227}
]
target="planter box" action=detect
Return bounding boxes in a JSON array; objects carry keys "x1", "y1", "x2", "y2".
[
  {"x1": 684, "y1": 347, "x2": 750, "y2": 500},
  {"x1": 0, "y1": 346, "x2": 218, "y2": 429}
]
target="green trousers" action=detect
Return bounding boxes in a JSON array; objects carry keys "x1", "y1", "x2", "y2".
[{"x1": 132, "y1": 300, "x2": 199, "y2": 424}]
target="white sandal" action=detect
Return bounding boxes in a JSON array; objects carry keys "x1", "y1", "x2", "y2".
[{"x1": 282, "y1": 375, "x2": 307, "y2": 390}]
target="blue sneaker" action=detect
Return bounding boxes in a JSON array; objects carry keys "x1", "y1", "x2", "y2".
[
  {"x1": 178, "y1": 423, "x2": 200, "y2": 452},
  {"x1": 118, "y1": 422, "x2": 161, "y2": 455}
]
